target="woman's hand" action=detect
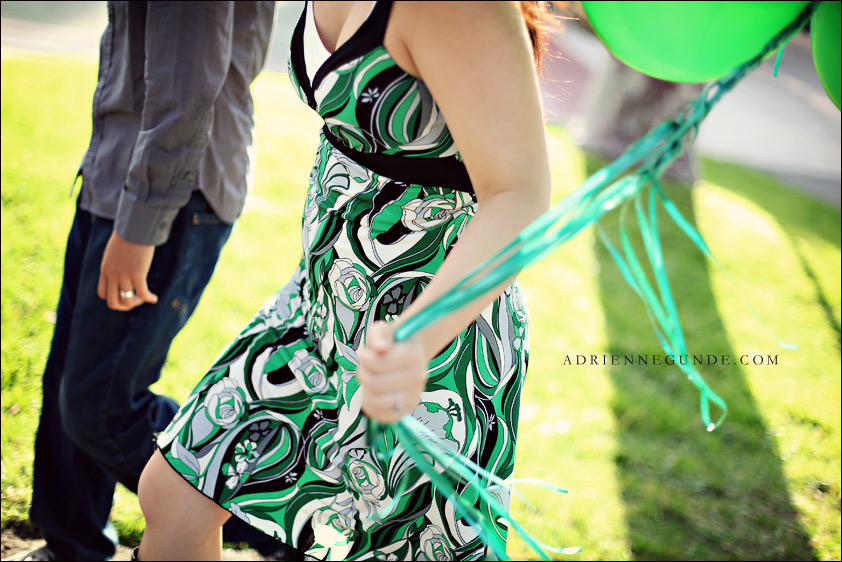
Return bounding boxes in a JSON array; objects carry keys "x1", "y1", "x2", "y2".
[{"x1": 357, "y1": 322, "x2": 428, "y2": 424}]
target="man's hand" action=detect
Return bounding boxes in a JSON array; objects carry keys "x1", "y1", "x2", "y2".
[{"x1": 97, "y1": 231, "x2": 159, "y2": 311}]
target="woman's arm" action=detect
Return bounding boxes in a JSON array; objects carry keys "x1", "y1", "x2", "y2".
[{"x1": 358, "y1": 1, "x2": 552, "y2": 423}]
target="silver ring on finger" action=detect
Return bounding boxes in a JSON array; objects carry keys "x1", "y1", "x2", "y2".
[
  {"x1": 393, "y1": 392, "x2": 404, "y2": 416},
  {"x1": 120, "y1": 289, "x2": 136, "y2": 299}
]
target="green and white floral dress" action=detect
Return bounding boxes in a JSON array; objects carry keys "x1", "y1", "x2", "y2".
[{"x1": 157, "y1": 2, "x2": 529, "y2": 560}]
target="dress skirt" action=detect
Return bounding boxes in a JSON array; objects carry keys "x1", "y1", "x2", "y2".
[{"x1": 156, "y1": 135, "x2": 530, "y2": 561}]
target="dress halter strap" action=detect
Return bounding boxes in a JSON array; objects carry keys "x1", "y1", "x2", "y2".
[{"x1": 292, "y1": 1, "x2": 395, "y2": 106}]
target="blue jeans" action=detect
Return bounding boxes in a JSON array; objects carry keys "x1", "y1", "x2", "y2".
[{"x1": 30, "y1": 191, "x2": 233, "y2": 560}]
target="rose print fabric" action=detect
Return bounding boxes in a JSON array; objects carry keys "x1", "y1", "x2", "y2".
[{"x1": 156, "y1": 2, "x2": 529, "y2": 560}]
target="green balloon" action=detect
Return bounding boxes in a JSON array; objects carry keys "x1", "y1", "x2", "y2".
[
  {"x1": 582, "y1": 1, "x2": 810, "y2": 83},
  {"x1": 812, "y1": 1, "x2": 841, "y2": 110}
]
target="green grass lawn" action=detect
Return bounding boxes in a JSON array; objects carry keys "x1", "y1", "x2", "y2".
[{"x1": 2, "y1": 55, "x2": 840, "y2": 560}]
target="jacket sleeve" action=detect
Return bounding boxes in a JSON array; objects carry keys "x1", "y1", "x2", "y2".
[{"x1": 116, "y1": 1, "x2": 234, "y2": 246}]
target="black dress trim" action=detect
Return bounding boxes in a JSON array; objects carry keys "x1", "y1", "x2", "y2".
[
  {"x1": 291, "y1": 1, "x2": 395, "y2": 97},
  {"x1": 312, "y1": 1, "x2": 395, "y2": 90},
  {"x1": 290, "y1": 3, "x2": 316, "y2": 109},
  {"x1": 322, "y1": 126, "x2": 475, "y2": 194}
]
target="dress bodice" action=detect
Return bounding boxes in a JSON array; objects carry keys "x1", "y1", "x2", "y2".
[{"x1": 289, "y1": 1, "x2": 474, "y2": 193}]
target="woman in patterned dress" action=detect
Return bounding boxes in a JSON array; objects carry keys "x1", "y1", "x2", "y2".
[{"x1": 137, "y1": 1, "x2": 552, "y2": 560}]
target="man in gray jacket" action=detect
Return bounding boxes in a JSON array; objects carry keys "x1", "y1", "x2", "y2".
[{"x1": 18, "y1": 3, "x2": 282, "y2": 560}]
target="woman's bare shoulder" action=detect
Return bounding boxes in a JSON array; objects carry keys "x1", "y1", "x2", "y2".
[{"x1": 385, "y1": 1, "x2": 525, "y2": 79}]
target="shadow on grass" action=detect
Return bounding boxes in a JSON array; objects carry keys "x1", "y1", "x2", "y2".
[{"x1": 588, "y1": 156, "x2": 817, "y2": 560}]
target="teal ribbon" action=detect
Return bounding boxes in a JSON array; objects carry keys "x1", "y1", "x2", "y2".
[{"x1": 366, "y1": 3, "x2": 819, "y2": 559}]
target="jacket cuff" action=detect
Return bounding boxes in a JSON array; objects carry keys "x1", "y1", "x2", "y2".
[{"x1": 115, "y1": 191, "x2": 180, "y2": 246}]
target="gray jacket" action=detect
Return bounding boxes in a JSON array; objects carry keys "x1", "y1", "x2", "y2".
[{"x1": 78, "y1": 1, "x2": 276, "y2": 246}]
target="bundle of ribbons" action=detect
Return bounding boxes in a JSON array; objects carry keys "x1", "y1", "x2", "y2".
[{"x1": 368, "y1": 3, "x2": 821, "y2": 559}]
